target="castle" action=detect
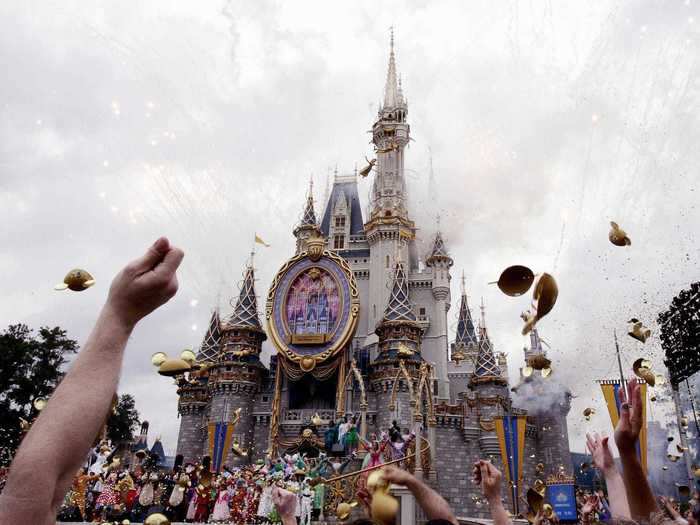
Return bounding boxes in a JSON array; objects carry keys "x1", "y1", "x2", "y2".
[{"x1": 175, "y1": 34, "x2": 573, "y2": 519}]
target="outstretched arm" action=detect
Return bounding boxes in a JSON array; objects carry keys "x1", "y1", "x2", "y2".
[
  {"x1": 383, "y1": 465, "x2": 458, "y2": 525},
  {"x1": 586, "y1": 432, "x2": 630, "y2": 519},
  {"x1": 0, "y1": 238, "x2": 183, "y2": 525},
  {"x1": 472, "y1": 460, "x2": 512, "y2": 525},
  {"x1": 614, "y1": 378, "x2": 659, "y2": 520}
]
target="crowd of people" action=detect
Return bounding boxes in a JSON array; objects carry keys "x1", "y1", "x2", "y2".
[
  {"x1": 0, "y1": 239, "x2": 697, "y2": 525},
  {"x1": 46, "y1": 422, "x2": 418, "y2": 523}
]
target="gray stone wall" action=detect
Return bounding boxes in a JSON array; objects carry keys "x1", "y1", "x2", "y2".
[{"x1": 176, "y1": 411, "x2": 204, "y2": 463}]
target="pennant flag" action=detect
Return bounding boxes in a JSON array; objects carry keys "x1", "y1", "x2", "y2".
[
  {"x1": 494, "y1": 415, "x2": 528, "y2": 514},
  {"x1": 255, "y1": 234, "x2": 270, "y2": 247},
  {"x1": 597, "y1": 379, "x2": 648, "y2": 473},
  {"x1": 208, "y1": 422, "x2": 235, "y2": 473}
]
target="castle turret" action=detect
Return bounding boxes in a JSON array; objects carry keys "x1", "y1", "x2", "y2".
[
  {"x1": 208, "y1": 262, "x2": 267, "y2": 467},
  {"x1": 448, "y1": 273, "x2": 479, "y2": 401},
  {"x1": 425, "y1": 228, "x2": 453, "y2": 400},
  {"x1": 365, "y1": 31, "x2": 416, "y2": 340},
  {"x1": 175, "y1": 313, "x2": 221, "y2": 462},
  {"x1": 523, "y1": 328, "x2": 574, "y2": 480},
  {"x1": 293, "y1": 180, "x2": 322, "y2": 254},
  {"x1": 468, "y1": 302, "x2": 509, "y2": 457},
  {"x1": 370, "y1": 260, "x2": 423, "y2": 432}
]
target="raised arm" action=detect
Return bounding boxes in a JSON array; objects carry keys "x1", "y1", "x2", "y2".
[
  {"x1": 0, "y1": 237, "x2": 183, "y2": 525},
  {"x1": 614, "y1": 378, "x2": 659, "y2": 520},
  {"x1": 382, "y1": 465, "x2": 458, "y2": 525},
  {"x1": 472, "y1": 460, "x2": 512, "y2": 525},
  {"x1": 586, "y1": 432, "x2": 630, "y2": 519}
]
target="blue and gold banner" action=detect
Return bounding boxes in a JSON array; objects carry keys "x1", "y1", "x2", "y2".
[
  {"x1": 546, "y1": 482, "x2": 577, "y2": 521},
  {"x1": 494, "y1": 415, "x2": 527, "y2": 513},
  {"x1": 598, "y1": 379, "x2": 648, "y2": 473},
  {"x1": 208, "y1": 422, "x2": 235, "y2": 473}
]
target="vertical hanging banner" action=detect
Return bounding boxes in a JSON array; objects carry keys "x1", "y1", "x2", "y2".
[
  {"x1": 597, "y1": 379, "x2": 648, "y2": 473},
  {"x1": 494, "y1": 415, "x2": 527, "y2": 514},
  {"x1": 208, "y1": 422, "x2": 235, "y2": 473}
]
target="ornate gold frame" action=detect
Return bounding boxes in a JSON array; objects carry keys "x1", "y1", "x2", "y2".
[{"x1": 265, "y1": 248, "x2": 360, "y2": 372}]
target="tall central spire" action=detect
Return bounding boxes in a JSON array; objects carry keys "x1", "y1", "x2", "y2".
[{"x1": 383, "y1": 27, "x2": 400, "y2": 109}]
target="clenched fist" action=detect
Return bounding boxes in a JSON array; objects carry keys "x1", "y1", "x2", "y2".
[{"x1": 106, "y1": 237, "x2": 184, "y2": 328}]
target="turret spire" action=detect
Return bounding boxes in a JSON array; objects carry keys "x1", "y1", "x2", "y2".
[
  {"x1": 224, "y1": 264, "x2": 265, "y2": 335},
  {"x1": 197, "y1": 309, "x2": 222, "y2": 362},
  {"x1": 300, "y1": 177, "x2": 317, "y2": 227},
  {"x1": 454, "y1": 275, "x2": 477, "y2": 347},
  {"x1": 383, "y1": 27, "x2": 400, "y2": 109}
]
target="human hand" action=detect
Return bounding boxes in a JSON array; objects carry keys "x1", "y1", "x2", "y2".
[
  {"x1": 614, "y1": 378, "x2": 643, "y2": 454},
  {"x1": 106, "y1": 237, "x2": 184, "y2": 328},
  {"x1": 380, "y1": 465, "x2": 414, "y2": 487},
  {"x1": 581, "y1": 493, "x2": 599, "y2": 517},
  {"x1": 533, "y1": 509, "x2": 545, "y2": 525},
  {"x1": 272, "y1": 486, "x2": 297, "y2": 521},
  {"x1": 473, "y1": 460, "x2": 502, "y2": 504},
  {"x1": 586, "y1": 432, "x2": 615, "y2": 474}
]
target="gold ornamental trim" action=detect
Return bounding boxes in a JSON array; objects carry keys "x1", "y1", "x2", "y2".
[{"x1": 265, "y1": 249, "x2": 360, "y2": 371}]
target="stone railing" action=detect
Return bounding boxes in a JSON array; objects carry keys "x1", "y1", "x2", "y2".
[{"x1": 281, "y1": 408, "x2": 337, "y2": 424}]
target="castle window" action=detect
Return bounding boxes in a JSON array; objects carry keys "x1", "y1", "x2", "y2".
[
  {"x1": 385, "y1": 255, "x2": 390, "y2": 268},
  {"x1": 373, "y1": 304, "x2": 376, "y2": 319},
  {"x1": 333, "y1": 235, "x2": 345, "y2": 249},
  {"x1": 262, "y1": 396, "x2": 269, "y2": 403},
  {"x1": 419, "y1": 307, "x2": 426, "y2": 316},
  {"x1": 335, "y1": 216, "x2": 346, "y2": 228}
]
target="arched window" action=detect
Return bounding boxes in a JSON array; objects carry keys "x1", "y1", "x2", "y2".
[{"x1": 385, "y1": 255, "x2": 390, "y2": 268}]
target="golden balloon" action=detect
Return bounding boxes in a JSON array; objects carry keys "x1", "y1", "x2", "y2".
[
  {"x1": 522, "y1": 273, "x2": 558, "y2": 335},
  {"x1": 367, "y1": 469, "x2": 389, "y2": 493},
  {"x1": 54, "y1": 269, "x2": 96, "y2": 292}
]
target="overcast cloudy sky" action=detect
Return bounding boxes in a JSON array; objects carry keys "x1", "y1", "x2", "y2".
[{"x1": 1, "y1": 0, "x2": 698, "y2": 456}]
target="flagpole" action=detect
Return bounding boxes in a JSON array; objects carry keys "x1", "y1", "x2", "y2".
[{"x1": 613, "y1": 330, "x2": 627, "y2": 398}]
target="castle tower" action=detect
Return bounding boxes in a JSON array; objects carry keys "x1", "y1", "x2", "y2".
[
  {"x1": 425, "y1": 228, "x2": 453, "y2": 400},
  {"x1": 175, "y1": 312, "x2": 221, "y2": 462},
  {"x1": 525, "y1": 328, "x2": 574, "y2": 479},
  {"x1": 469, "y1": 302, "x2": 509, "y2": 457},
  {"x1": 370, "y1": 260, "x2": 424, "y2": 432},
  {"x1": 208, "y1": 263, "x2": 266, "y2": 467},
  {"x1": 448, "y1": 273, "x2": 479, "y2": 401},
  {"x1": 293, "y1": 179, "x2": 322, "y2": 254},
  {"x1": 132, "y1": 420, "x2": 150, "y2": 466},
  {"x1": 365, "y1": 31, "x2": 416, "y2": 340}
]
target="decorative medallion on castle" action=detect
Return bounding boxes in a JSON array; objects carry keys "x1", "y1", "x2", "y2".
[{"x1": 266, "y1": 245, "x2": 360, "y2": 372}]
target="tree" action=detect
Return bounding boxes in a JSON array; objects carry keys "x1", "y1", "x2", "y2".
[
  {"x1": 0, "y1": 324, "x2": 78, "y2": 466},
  {"x1": 658, "y1": 281, "x2": 700, "y2": 386},
  {"x1": 106, "y1": 394, "x2": 140, "y2": 443}
]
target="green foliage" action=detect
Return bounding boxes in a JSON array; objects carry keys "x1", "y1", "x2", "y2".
[
  {"x1": 106, "y1": 393, "x2": 140, "y2": 443},
  {"x1": 0, "y1": 324, "x2": 78, "y2": 466}
]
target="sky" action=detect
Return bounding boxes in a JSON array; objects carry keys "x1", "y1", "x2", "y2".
[{"x1": 1, "y1": 0, "x2": 699, "y2": 458}]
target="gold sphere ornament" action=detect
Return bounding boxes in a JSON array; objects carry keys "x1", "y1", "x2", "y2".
[
  {"x1": 144, "y1": 513, "x2": 170, "y2": 525},
  {"x1": 609, "y1": 221, "x2": 631, "y2": 247},
  {"x1": 522, "y1": 366, "x2": 534, "y2": 378},
  {"x1": 54, "y1": 269, "x2": 96, "y2": 291}
]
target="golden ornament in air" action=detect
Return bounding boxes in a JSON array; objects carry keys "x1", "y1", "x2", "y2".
[
  {"x1": 54, "y1": 269, "x2": 95, "y2": 292},
  {"x1": 628, "y1": 319, "x2": 651, "y2": 343},
  {"x1": 609, "y1": 221, "x2": 631, "y2": 247},
  {"x1": 492, "y1": 265, "x2": 535, "y2": 297}
]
